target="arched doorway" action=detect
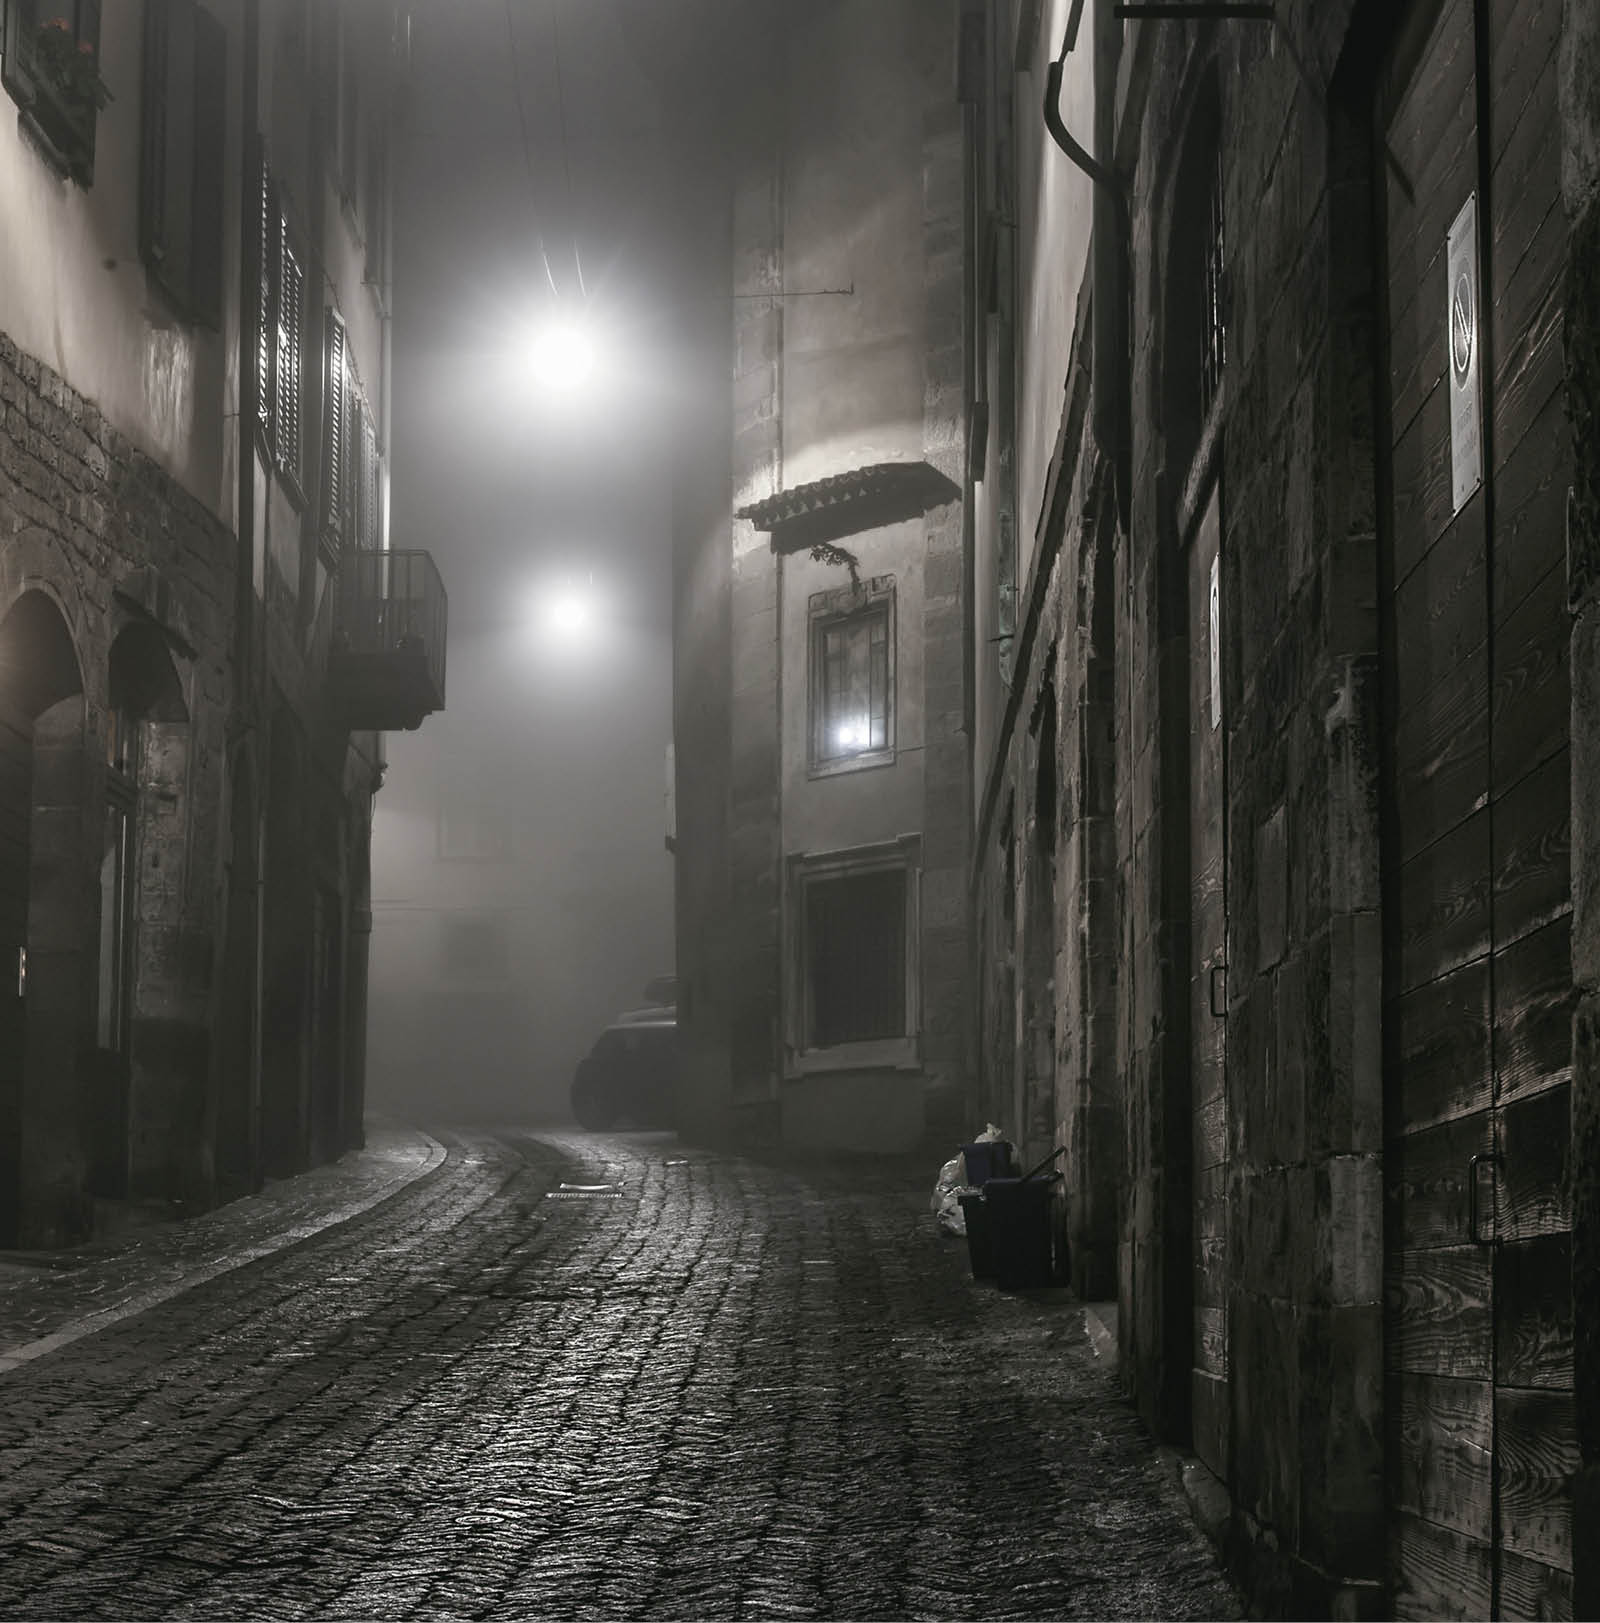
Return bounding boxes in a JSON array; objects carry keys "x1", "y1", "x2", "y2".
[
  {"x1": 103, "y1": 621, "x2": 193, "y2": 1203},
  {"x1": 0, "y1": 589, "x2": 87, "y2": 1246}
]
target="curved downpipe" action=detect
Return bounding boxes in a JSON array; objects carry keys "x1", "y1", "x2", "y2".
[{"x1": 1043, "y1": 7, "x2": 1131, "y2": 521}]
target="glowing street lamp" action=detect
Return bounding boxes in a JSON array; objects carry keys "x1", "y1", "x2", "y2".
[
  {"x1": 536, "y1": 575, "x2": 601, "y2": 645},
  {"x1": 527, "y1": 318, "x2": 597, "y2": 396}
]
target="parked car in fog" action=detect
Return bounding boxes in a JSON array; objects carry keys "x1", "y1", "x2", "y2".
[{"x1": 570, "y1": 980, "x2": 679, "y2": 1130}]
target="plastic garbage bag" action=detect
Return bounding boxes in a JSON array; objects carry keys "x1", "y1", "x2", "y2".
[{"x1": 931, "y1": 1152, "x2": 967, "y2": 1236}]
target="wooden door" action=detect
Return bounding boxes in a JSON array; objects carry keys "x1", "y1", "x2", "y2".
[
  {"x1": 1379, "y1": 0, "x2": 1575, "y2": 1614},
  {"x1": 1188, "y1": 483, "x2": 1228, "y2": 1477},
  {"x1": 0, "y1": 699, "x2": 31, "y2": 1242}
]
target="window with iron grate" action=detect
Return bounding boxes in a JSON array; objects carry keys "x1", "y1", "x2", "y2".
[{"x1": 805, "y1": 867, "x2": 907, "y2": 1048}]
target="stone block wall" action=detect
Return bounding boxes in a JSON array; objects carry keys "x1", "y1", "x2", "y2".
[
  {"x1": 0, "y1": 329, "x2": 234, "y2": 1242},
  {"x1": 0, "y1": 314, "x2": 377, "y2": 1240},
  {"x1": 1562, "y1": 1, "x2": 1600, "y2": 1611}
]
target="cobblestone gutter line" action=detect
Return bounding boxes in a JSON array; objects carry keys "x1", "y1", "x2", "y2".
[{"x1": 0, "y1": 1124, "x2": 446, "y2": 1375}]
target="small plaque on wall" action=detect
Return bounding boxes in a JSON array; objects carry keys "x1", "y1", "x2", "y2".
[{"x1": 1447, "y1": 193, "x2": 1482, "y2": 515}]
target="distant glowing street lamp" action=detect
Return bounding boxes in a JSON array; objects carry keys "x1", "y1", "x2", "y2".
[{"x1": 536, "y1": 575, "x2": 601, "y2": 645}]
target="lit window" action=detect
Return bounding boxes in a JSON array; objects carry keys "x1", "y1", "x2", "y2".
[{"x1": 809, "y1": 576, "x2": 894, "y2": 772}]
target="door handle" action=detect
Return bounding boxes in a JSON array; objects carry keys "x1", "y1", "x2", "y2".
[
  {"x1": 1468, "y1": 1152, "x2": 1499, "y2": 1245},
  {"x1": 1208, "y1": 963, "x2": 1227, "y2": 1018}
]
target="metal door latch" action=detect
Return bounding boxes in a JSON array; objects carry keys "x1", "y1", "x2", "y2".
[
  {"x1": 1468, "y1": 1152, "x2": 1500, "y2": 1245},
  {"x1": 1209, "y1": 963, "x2": 1227, "y2": 1018}
]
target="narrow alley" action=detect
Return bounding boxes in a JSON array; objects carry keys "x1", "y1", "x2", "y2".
[{"x1": 0, "y1": 1130, "x2": 1238, "y2": 1621}]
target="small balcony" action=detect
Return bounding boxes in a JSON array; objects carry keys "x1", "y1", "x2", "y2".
[{"x1": 327, "y1": 549, "x2": 447, "y2": 732}]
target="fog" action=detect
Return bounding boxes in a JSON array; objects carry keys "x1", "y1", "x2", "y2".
[{"x1": 366, "y1": 0, "x2": 682, "y2": 1123}]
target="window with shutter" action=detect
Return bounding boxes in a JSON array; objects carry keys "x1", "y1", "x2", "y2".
[
  {"x1": 255, "y1": 152, "x2": 277, "y2": 445},
  {"x1": 2, "y1": 0, "x2": 106, "y2": 185},
  {"x1": 807, "y1": 576, "x2": 896, "y2": 773},
  {"x1": 275, "y1": 233, "x2": 305, "y2": 486},
  {"x1": 363, "y1": 416, "x2": 380, "y2": 549},
  {"x1": 321, "y1": 310, "x2": 347, "y2": 559},
  {"x1": 139, "y1": 0, "x2": 225, "y2": 326},
  {"x1": 349, "y1": 395, "x2": 366, "y2": 547},
  {"x1": 188, "y1": 10, "x2": 225, "y2": 326}
]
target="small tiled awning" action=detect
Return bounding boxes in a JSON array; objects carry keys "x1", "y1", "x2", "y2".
[{"x1": 736, "y1": 460, "x2": 960, "y2": 555}]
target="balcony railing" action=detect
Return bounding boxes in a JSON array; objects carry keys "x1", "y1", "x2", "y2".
[{"x1": 327, "y1": 549, "x2": 447, "y2": 731}]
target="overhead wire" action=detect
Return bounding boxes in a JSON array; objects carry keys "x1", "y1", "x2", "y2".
[
  {"x1": 503, "y1": 0, "x2": 563, "y2": 298},
  {"x1": 549, "y1": 7, "x2": 587, "y2": 300}
]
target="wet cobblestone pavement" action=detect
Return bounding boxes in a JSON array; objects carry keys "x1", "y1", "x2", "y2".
[{"x1": 0, "y1": 1131, "x2": 1241, "y2": 1620}]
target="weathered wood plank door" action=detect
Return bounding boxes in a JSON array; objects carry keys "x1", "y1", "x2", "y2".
[
  {"x1": 1379, "y1": 0, "x2": 1575, "y2": 1614},
  {"x1": 0, "y1": 698, "x2": 31, "y2": 1245},
  {"x1": 1188, "y1": 483, "x2": 1228, "y2": 1479}
]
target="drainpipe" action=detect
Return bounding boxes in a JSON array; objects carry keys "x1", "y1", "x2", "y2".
[
  {"x1": 1043, "y1": 0, "x2": 1130, "y2": 522},
  {"x1": 235, "y1": 0, "x2": 259, "y2": 703},
  {"x1": 234, "y1": 0, "x2": 262, "y2": 1183}
]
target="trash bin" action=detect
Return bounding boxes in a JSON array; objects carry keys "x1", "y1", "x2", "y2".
[
  {"x1": 983, "y1": 1173, "x2": 1064, "y2": 1290},
  {"x1": 961, "y1": 1139, "x2": 1015, "y2": 1186},
  {"x1": 958, "y1": 1191, "x2": 997, "y2": 1279}
]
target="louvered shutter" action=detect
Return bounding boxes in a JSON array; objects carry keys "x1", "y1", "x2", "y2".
[
  {"x1": 275, "y1": 232, "x2": 304, "y2": 480},
  {"x1": 140, "y1": 0, "x2": 223, "y2": 323},
  {"x1": 322, "y1": 310, "x2": 347, "y2": 549},
  {"x1": 139, "y1": 0, "x2": 171, "y2": 274},
  {"x1": 363, "y1": 416, "x2": 380, "y2": 549},
  {"x1": 352, "y1": 397, "x2": 371, "y2": 549},
  {"x1": 190, "y1": 7, "x2": 225, "y2": 326},
  {"x1": 255, "y1": 151, "x2": 276, "y2": 443}
]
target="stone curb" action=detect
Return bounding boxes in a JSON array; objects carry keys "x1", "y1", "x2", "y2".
[{"x1": 0, "y1": 1123, "x2": 446, "y2": 1379}]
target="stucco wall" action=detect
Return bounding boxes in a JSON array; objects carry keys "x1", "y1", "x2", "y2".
[{"x1": 0, "y1": 0, "x2": 243, "y2": 523}]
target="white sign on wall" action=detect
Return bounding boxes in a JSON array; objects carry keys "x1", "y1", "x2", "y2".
[{"x1": 1448, "y1": 193, "x2": 1482, "y2": 515}]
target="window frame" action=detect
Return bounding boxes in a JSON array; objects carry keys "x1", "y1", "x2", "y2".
[
  {"x1": 320, "y1": 307, "x2": 349, "y2": 565},
  {"x1": 273, "y1": 219, "x2": 307, "y2": 499},
  {"x1": 1, "y1": 0, "x2": 104, "y2": 186},
  {"x1": 139, "y1": 0, "x2": 226, "y2": 326},
  {"x1": 252, "y1": 149, "x2": 312, "y2": 507},
  {"x1": 437, "y1": 911, "x2": 512, "y2": 984},
  {"x1": 784, "y1": 836, "x2": 921, "y2": 1077},
  {"x1": 807, "y1": 574, "x2": 896, "y2": 778}
]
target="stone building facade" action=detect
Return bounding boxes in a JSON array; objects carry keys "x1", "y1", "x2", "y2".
[
  {"x1": 0, "y1": 0, "x2": 443, "y2": 1247},
  {"x1": 668, "y1": 0, "x2": 970, "y2": 1155},
  {"x1": 969, "y1": 0, "x2": 1591, "y2": 1614}
]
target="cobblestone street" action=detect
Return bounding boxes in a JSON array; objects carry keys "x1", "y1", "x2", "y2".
[{"x1": 0, "y1": 1131, "x2": 1240, "y2": 1620}]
